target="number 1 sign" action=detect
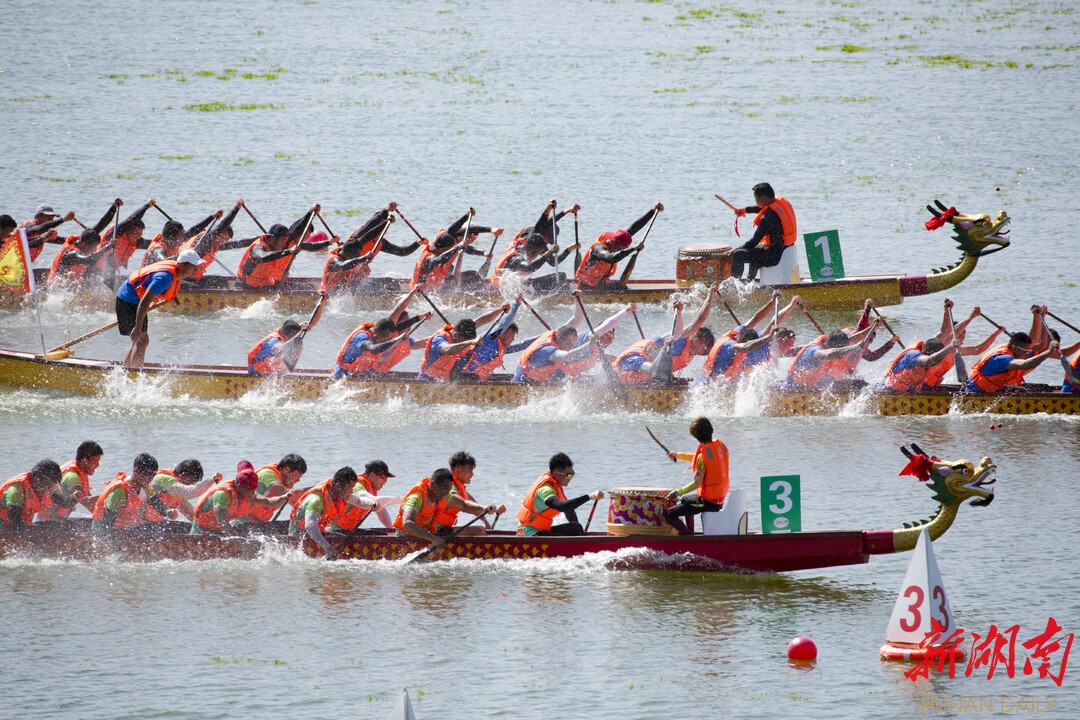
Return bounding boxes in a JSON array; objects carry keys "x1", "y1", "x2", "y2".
[{"x1": 802, "y1": 229, "x2": 845, "y2": 281}]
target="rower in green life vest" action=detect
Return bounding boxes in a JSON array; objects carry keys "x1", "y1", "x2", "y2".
[
  {"x1": 91, "y1": 453, "x2": 173, "y2": 533},
  {"x1": 516, "y1": 453, "x2": 604, "y2": 537},
  {"x1": 43, "y1": 441, "x2": 103, "y2": 521},
  {"x1": 0, "y1": 460, "x2": 62, "y2": 530},
  {"x1": 432, "y1": 452, "x2": 506, "y2": 536}
]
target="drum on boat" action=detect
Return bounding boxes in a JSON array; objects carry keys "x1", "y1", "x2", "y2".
[
  {"x1": 675, "y1": 243, "x2": 733, "y2": 288},
  {"x1": 607, "y1": 487, "x2": 677, "y2": 536}
]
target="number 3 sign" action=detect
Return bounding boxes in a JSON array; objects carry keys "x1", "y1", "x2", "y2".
[{"x1": 760, "y1": 475, "x2": 801, "y2": 534}]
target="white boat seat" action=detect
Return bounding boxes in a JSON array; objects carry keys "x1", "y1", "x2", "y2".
[
  {"x1": 700, "y1": 488, "x2": 748, "y2": 536},
  {"x1": 758, "y1": 244, "x2": 800, "y2": 285}
]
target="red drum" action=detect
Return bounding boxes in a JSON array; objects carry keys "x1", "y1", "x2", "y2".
[
  {"x1": 606, "y1": 487, "x2": 677, "y2": 536},
  {"x1": 675, "y1": 244, "x2": 733, "y2": 288}
]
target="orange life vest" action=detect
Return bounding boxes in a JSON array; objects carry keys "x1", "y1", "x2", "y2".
[
  {"x1": 968, "y1": 344, "x2": 1025, "y2": 393},
  {"x1": 515, "y1": 473, "x2": 567, "y2": 532},
  {"x1": 334, "y1": 323, "x2": 382, "y2": 376},
  {"x1": 192, "y1": 479, "x2": 253, "y2": 532},
  {"x1": 517, "y1": 330, "x2": 563, "y2": 382},
  {"x1": 689, "y1": 440, "x2": 729, "y2": 503},
  {"x1": 91, "y1": 473, "x2": 145, "y2": 529},
  {"x1": 237, "y1": 237, "x2": 293, "y2": 289},
  {"x1": 140, "y1": 235, "x2": 177, "y2": 267},
  {"x1": 127, "y1": 260, "x2": 183, "y2": 302},
  {"x1": 615, "y1": 338, "x2": 660, "y2": 384},
  {"x1": 420, "y1": 326, "x2": 464, "y2": 380},
  {"x1": 48, "y1": 461, "x2": 90, "y2": 520},
  {"x1": 320, "y1": 245, "x2": 371, "y2": 292},
  {"x1": 20, "y1": 220, "x2": 56, "y2": 262},
  {"x1": 179, "y1": 230, "x2": 216, "y2": 280},
  {"x1": 575, "y1": 235, "x2": 619, "y2": 288},
  {"x1": 490, "y1": 244, "x2": 520, "y2": 287},
  {"x1": 290, "y1": 478, "x2": 350, "y2": 533},
  {"x1": 0, "y1": 472, "x2": 50, "y2": 527},
  {"x1": 432, "y1": 476, "x2": 472, "y2": 528},
  {"x1": 113, "y1": 226, "x2": 140, "y2": 267},
  {"x1": 249, "y1": 465, "x2": 283, "y2": 523},
  {"x1": 142, "y1": 469, "x2": 189, "y2": 523},
  {"x1": 1064, "y1": 349, "x2": 1080, "y2": 393},
  {"x1": 334, "y1": 473, "x2": 378, "y2": 532},
  {"x1": 247, "y1": 329, "x2": 289, "y2": 376},
  {"x1": 392, "y1": 478, "x2": 442, "y2": 535},
  {"x1": 46, "y1": 235, "x2": 90, "y2": 284},
  {"x1": 922, "y1": 353, "x2": 954, "y2": 388},
  {"x1": 754, "y1": 196, "x2": 797, "y2": 248},
  {"x1": 410, "y1": 245, "x2": 453, "y2": 291},
  {"x1": 785, "y1": 342, "x2": 849, "y2": 389},
  {"x1": 561, "y1": 340, "x2": 600, "y2": 378},
  {"x1": 702, "y1": 330, "x2": 741, "y2": 380},
  {"x1": 882, "y1": 347, "x2": 931, "y2": 392},
  {"x1": 470, "y1": 337, "x2": 507, "y2": 380}
]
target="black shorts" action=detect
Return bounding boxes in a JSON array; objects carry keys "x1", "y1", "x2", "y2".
[{"x1": 115, "y1": 298, "x2": 147, "y2": 336}]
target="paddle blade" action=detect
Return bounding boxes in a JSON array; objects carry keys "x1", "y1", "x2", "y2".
[
  {"x1": 598, "y1": 352, "x2": 628, "y2": 401},
  {"x1": 619, "y1": 251, "x2": 639, "y2": 286}
]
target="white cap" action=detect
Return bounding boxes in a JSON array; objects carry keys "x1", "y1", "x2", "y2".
[{"x1": 177, "y1": 249, "x2": 202, "y2": 266}]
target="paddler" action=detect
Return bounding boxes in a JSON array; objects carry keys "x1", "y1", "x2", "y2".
[
  {"x1": 613, "y1": 285, "x2": 719, "y2": 384},
  {"x1": 290, "y1": 466, "x2": 373, "y2": 560},
  {"x1": 333, "y1": 289, "x2": 433, "y2": 378},
  {"x1": 145, "y1": 460, "x2": 219, "y2": 522},
  {"x1": 461, "y1": 296, "x2": 532, "y2": 380},
  {"x1": 394, "y1": 468, "x2": 486, "y2": 549},
  {"x1": 320, "y1": 202, "x2": 420, "y2": 293},
  {"x1": 1061, "y1": 337, "x2": 1080, "y2": 393},
  {"x1": 0, "y1": 460, "x2": 63, "y2": 531},
  {"x1": 419, "y1": 305, "x2": 510, "y2": 381},
  {"x1": 964, "y1": 331, "x2": 1058, "y2": 393},
  {"x1": 20, "y1": 205, "x2": 77, "y2": 262},
  {"x1": 662, "y1": 417, "x2": 730, "y2": 535},
  {"x1": 410, "y1": 209, "x2": 501, "y2": 291},
  {"x1": 512, "y1": 325, "x2": 596, "y2": 383},
  {"x1": 574, "y1": 203, "x2": 662, "y2": 289},
  {"x1": 191, "y1": 461, "x2": 285, "y2": 535},
  {"x1": 114, "y1": 248, "x2": 203, "y2": 369},
  {"x1": 46, "y1": 198, "x2": 122, "y2": 284},
  {"x1": 100, "y1": 199, "x2": 158, "y2": 272},
  {"x1": 140, "y1": 212, "x2": 218, "y2": 268},
  {"x1": 516, "y1": 453, "x2": 604, "y2": 536},
  {"x1": 179, "y1": 199, "x2": 245, "y2": 282},
  {"x1": 782, "y1": 322, "x2": 880, "y2": 391},
  {"x1": 491, "y1": 232, "x2": 578, "y2": 293},
  {"x1": 246, "y1": 290, "x2": 329, "y2": 376},
  {"x1": 726, "y1": 183, "x2": 797, "y2": 282},
  {"x1": 432, "y1": 452, "x2": 507, "y2": 537},
  {"x1": 234, "y1": 205, "x2": 332, "y2": 289},
  {"x1": 701, "y1": 293, "x2": 803, "y2": 383},
  {"x1": 249, "y1": 454, "x2": 309, "y2": 524},
  {"x1": 43, "y1": 440, "x2": 104, "y2": 521},
  {"x1": 878, "y1": 339, "x2": 958, "y2": 392},
  {"x1": 91, "y1": 453, "x2": 173, "y2": 532},
  {"x1": 330, "y1": 460, "x2": 401, "y2": 532}
]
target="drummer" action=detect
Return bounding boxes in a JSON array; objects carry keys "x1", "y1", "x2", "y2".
[
  {"x1": 515, "y1": 453, "x2": 604, "y2": 536},
  {"x1": 662, "y1": 417, "x2": 729, "y2": 535}
]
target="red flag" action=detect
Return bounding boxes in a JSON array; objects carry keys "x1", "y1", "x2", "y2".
[{"x1": 0, "y1": 228, "x2": 36, "y2": 295}]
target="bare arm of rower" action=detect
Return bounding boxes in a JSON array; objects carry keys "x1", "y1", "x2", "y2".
[
  {"x1": 447, "y1": 494, "x2": 504, "y2": 517},
  {"x1": 303, "y1": 509, "x2": 337, "y2": 559},
  {"x1": 746, "y1": 291, "x2": 784, "y2": 331},
  {"x1": 475, "y1": 303, "x2": 512, "y2": 327},
  {"x1": 401, "y1": 505, "x2": 445, "y2": 547},
  {"x1": 681, "y1": 283, "x2": 719, "y2": 339},
  {"x1": 961, "y1": 326, "x2": 1005, "y2": 356},
  {"x1": 914, "y1": 342, "x2": 958, "y2": 368},
  {"x1": 1006, "y1": 341, "x2": 1058, "y2": 371}
]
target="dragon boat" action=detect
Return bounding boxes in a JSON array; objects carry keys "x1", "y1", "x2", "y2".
[
  {"x1": 0, "y1": 447, "x2": 996, "y2": 572},
  {"x1": 2, "y1": 201, "x2": 1009, "y2": 314},
  {"x1": 1, "y1": 347, "x2": 1075, "y2": 416}
]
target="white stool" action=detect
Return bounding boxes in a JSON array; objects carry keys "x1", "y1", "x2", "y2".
[
  {"x1": 700, "y1": 488, "x2": 748, "y2": 536},
  {"x1": 757, "y1": 245, "x2": 801, "y2": 285}
]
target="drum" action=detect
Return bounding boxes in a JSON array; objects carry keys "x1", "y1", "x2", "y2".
[
  {"x1": 675, "y1": 243, "x2": 733, "y2": 288},
  {"x1": 606, "y1": 487, "x2": 677, "y2": 536}
]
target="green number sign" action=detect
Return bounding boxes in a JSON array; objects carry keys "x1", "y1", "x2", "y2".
[
  {"x1": 802, "y1": 229, "x2": 845, "y2": 281},
  {"x1": 760, "y1": 475, "x2": 801, "y2": 534}
]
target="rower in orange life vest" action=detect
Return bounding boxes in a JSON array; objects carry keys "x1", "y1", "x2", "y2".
[
  {"x1": 433, "y1": 452, "x2": 507, "y2": 537},
  {"x1": 918, "y1": 302, "x2": 1001, "y2": 388},
  {"x1": 575, "y1": 203, "x2": 662, "y2": 289},
  {"x1": 965, "y1": 330, "x2": 1057, "y2": 393},
  {"x1": 43, "y1": 440, "x2": 104, "y2": 521},
  {"x1": 419, "y1": 305, "x2": 510, "y2": 381},
  {"x1": 701, "y1": 292, "x2": 802, "y2": 383},
  {"x1": 333, "y1": 289, "x2": 434, "y2": 378},
  {"x1": 97, "y1": 199, "x2": 157, "y2": 273},
  {"x1": 234, "y1": 205, "x2": 333, "y2": 289},
  {"x1": 516, "y1": 453, "x2": 604, "y2": 537},
  {"x1": 782, "y1": 321, "x2": 881, "y2": 390},
  {"x1": 247, "y1": 291, "x2": 328, "y2": 376},
  {"x1": 114, "y1": 248, "x2": 203, "y2": 369},
  {"x1": 320, "y1": 202, "x2": 421, "y2": 293},
  {"x1": 0, "y1": 460, "x2": 62, "y2": 530},
  {"x1": 614, "y1": 284, "x2": 719, "y2": 384},
  {"x1": 329, "y1": 460, "x2": 402, "y2": 533},
  {"x1": 491, "y1": 232, "x2": 579, "y2": 294},
  {"x1": 393, "y1": 469, "x2": 459, "y2": 551},
  {"x1": 140, "y1": 211, "x2": 218, "y2": 268},
  {"x1": 191, "y1": 461, "x2": 286, "y2": 535},
  {"x1": 17, "y1": 205, "x2": 77, "y2": 262},
  {"x1": 290, "y1": 466, "x2": 379, "y2": 560},
  {"x1": 178, "y1": 199, "x2": 245, "y2": 282},
  {"x1": 1060, "y1": 335, "x2": 1080, "y2": 394},
  {"x1": 662, "y1": 417, "x2": 730, "y2": 535},
  {"x1": 46, "y1": 199, "x2": 123, "y2": 285},
  {"x1": 879, "y1": 338, "x2": 958, "y2": 392},
  {"x1": 144, "y1": 459, "x2": 219, "y2": 522},
  {"x1": 726, "y1": 182, "x2": 797, "y2": 282},
  {"x1": 91, "y1": 453, "x2": 172, "y2": 533},
  {"x1": 249, "y1": 454, "x2": 309, "y2": 524},
  {"x1": 410, "y1": 208, "x2": 500, "y2": 291}
]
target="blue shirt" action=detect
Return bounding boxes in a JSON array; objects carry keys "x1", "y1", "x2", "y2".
[
  {"x1": 248, "y1": 336, "x2": 282, "y2": 374},
  {"x1": 332, "y1": 331, "x2": 373, "y2": 378},
  {"x1": 116, "y1": 270, "x2": 173, "y2": 305},
  {"x1": 512, "y1": 344, "x2": 564, "y2": 382},
  {"x1": 964, "y1": 353, "x2": 1014, "y2": 393}
]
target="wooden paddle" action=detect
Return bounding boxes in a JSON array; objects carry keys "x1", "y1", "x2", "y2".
[
  {"x1": 573, "y1": 210, "x2": 582, "y2": 271},
  {"x1": 871, "y1": 306, "x2": 902, "y2": 345},
  {"x1": 377, "y1": 316, "x2": 430, "y2": 366},
  {"x1": 152, "y1": 204, "x2": 174, "y2": 222},
  {"x1": 451, "y1": 210, "x2": 473, "y2": 285},
  {"x1": 520, "y1": 296, "x2": 552, "y2": 331},
  {"x1": 418, "y1": 289, "x2": 451, "y2": 325},
  {"x1": 315, "y1": 210, "x2": 337, "y2": 240},
  {"x1": 406, "y1": 511, "x2": 489, "y2": 564},
  {"x1": 282, "y1": 209, "x2": 317, "y2": 277},
  {"x1": 550, "y1": 201, "x2": 562, "y2": 287},
  {"x1": 800, "y1": 304, "x2": 826, "y2": 336},
  {"x1": 575, "y1": 294, "x2": 628, "y2": 401},
  {"x1": 583, "y1": 498, "x2": 600, "y2": 532},
  {"x1": 345, "y1": 506, "x2": 377, "y2": 537},
  {"x1": 281, "y1": 293, "x2": 327, "y2": 372},
  {"x1": 646, "y1": 426, "x2": 677, "y2": 463},
  {"x1": 478, "y1": 232, "x2": 499, "y2": 277},
  {"x1": 979, "y1": 312, "x2": 1014, "y2": 339},
  {"x1": 630, "y1": 307, "x2": 646, "y2": 339},
  {"x1": 945, "y1": 301, "x2": 968, "y2": 384},
  {"x1": 242, "y1": 204, "x2": 269, "y2": 234},
  {"x1": 618, "y1": 205, "x2": 660, "y2": 285},
  {"x1": 43, "y1": 299, "x2": 168, "y2": 358},
  {"x1": 1047, "y1": 310, "x2": 1080, "y2": 336},
  {"x1": 394, "y1": 208, "x2": 427, "y2": 244},
  {"x1": 719, "y1": 294, "x2": 742, "y2": 326}
]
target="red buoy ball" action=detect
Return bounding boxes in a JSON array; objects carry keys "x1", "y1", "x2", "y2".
[{"x1": 787, "y1": 636, "x2": 818, "y2": 661}]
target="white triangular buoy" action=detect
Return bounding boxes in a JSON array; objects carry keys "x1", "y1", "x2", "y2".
[
  {"x1": 880, "y1": 528, "x2": 965, "y2": 661},
  {"x1": 388, "y1": 687, "x2": 416, "y2": 720}
]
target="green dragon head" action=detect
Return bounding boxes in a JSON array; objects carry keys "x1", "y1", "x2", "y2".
[
  {"x1": 897, "y1": 443, "x2": 996, "y2": 530},
  {"x1": 927, "y1": 199, "x2": 1011, "y2": 257}
]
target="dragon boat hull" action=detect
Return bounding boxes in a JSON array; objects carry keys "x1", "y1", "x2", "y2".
[
  {"x1": 1, "y1": 348, "x2": 1076, "y2": 416},
  {"x1": 0, "y1": 520, "x2": 887, "y2": 572}
]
